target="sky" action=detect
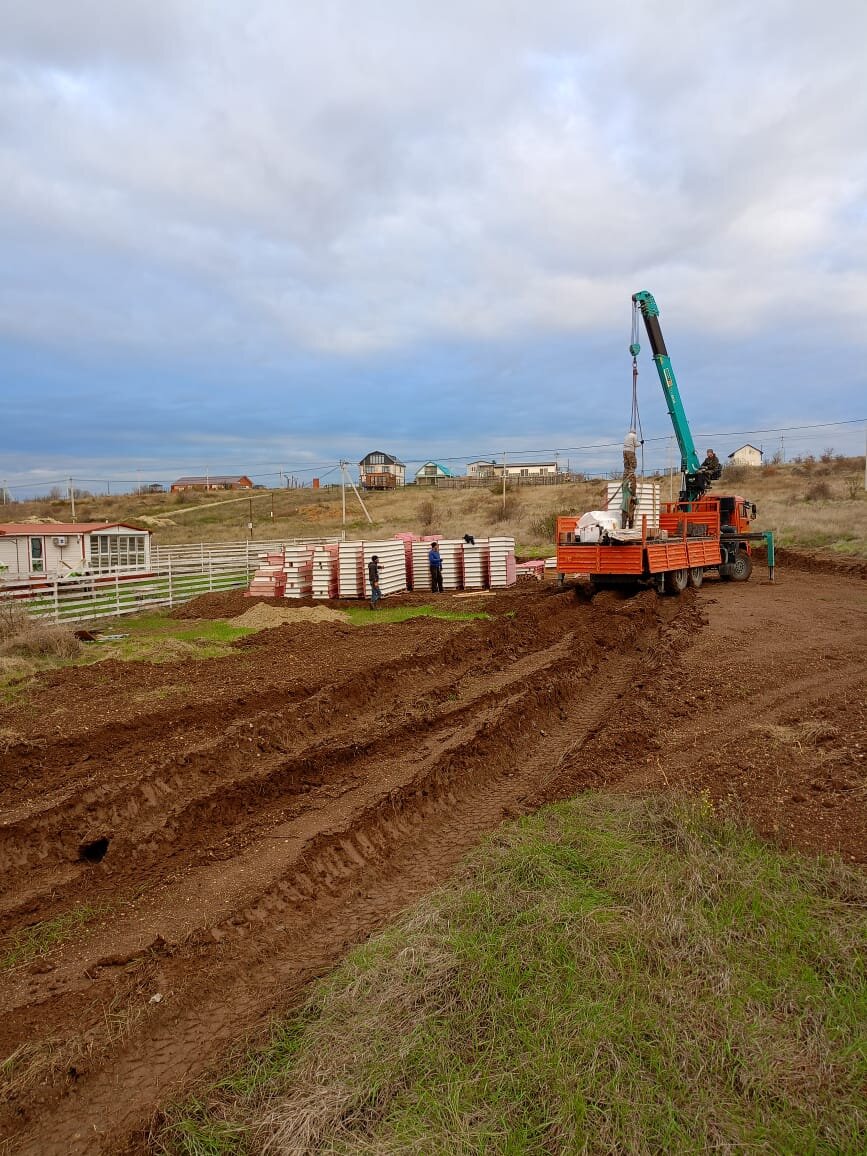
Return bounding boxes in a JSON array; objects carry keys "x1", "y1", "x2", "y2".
[{"x1": 2, "y1": 0, "x2": 866, "y2": 494}]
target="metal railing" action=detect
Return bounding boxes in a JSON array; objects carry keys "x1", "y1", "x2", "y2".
[{"x1": 0, "y1": 536, "x2": 341, "y2": 625}]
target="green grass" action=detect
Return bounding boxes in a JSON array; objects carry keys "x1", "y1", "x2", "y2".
[
  {"x1": 0, "y1": 903, "x2": 114, "y2": 970},
  {"x1": 345, "y1": 605, "x2": 491, "y2": 627},
  {"x1": 80, "y1": 614, "x2": 253, "y2": 664},
  {"x1": 155, "y1": 794, "x2": 867, "y2": 1155}
]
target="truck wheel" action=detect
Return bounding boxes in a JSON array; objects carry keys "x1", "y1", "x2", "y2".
[
  {"x1": 666, "y1": 568, "x2": 689, "y2": 595},
  {"x1": 730, "y1": 550, "x2": 753, "y2": 582},
  {"x1": 689, "y1": 567, "x2": 704, "y2": 588}
]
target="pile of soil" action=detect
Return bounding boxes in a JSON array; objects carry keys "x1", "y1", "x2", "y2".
[{"x1": 231, "y1": 604, "x2": 350, "y2": 630}]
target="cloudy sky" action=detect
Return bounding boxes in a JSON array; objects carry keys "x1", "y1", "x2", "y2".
[{"x1": 2, "y1": 0, "x2": 865, "y2": 492}]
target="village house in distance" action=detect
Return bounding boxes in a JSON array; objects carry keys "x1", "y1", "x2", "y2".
[
  {"x1": 414, "y1": 462, "x2": 456, "y2": 485},
  {"x1": 170, "y1": 475, "x2": 254, "y2": 493},
  {"x1": 467, "y1": 459, "x2": 558, "y2": 479},
  {"x1": 359, "y1": 451, "x2": 406, "y2": 490},
  {"x1": 727, "y1": 444, "x2": 763, "y2": 467}
]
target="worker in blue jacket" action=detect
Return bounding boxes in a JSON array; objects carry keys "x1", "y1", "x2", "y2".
[{"x1": 428, "y1": 542, "x2": 444, "y2": 593}]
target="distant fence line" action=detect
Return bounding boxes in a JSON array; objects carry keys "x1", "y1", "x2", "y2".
[
  {"x1": 407, "y1": 473, "x2": 580, "y2": 490},
  {"x1": 1, "y1": 536, "x2": 341, "y2": 626}
]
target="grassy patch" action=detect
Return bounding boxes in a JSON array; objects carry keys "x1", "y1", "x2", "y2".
[
  {"x1": 345, "y1": 605, "x2": 491, "y2": 627},
  {"x1": 0, "y1": 903, "x2": 114, "y2": 970},
  {"x1": 80, "y1": 615, "x2": 253, "y2": 664},
  {"x1": 155, "y1": 794, "x2": 867, "y2": 1155}
]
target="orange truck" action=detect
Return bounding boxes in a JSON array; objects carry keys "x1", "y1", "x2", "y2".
[
  {"x1": 556, "y1": 494, "x2": 771, "y2": 594},
  {"x1": 556, "y1": 291, "x2": 774, "y2": 594}
]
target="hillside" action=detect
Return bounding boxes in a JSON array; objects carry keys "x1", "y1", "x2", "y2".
[{"x1": 5, "y1": 457, "x2": 866, "y2": 555}]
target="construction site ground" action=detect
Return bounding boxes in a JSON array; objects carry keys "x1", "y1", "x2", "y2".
[{"x1": 0, "y1": 555, "x2": 864, "y2": 1154}]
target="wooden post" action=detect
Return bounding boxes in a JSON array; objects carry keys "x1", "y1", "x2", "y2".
[
  {"x1": 53, "y1": 579, "x2": 59, "y2": 623},
  {"x1": 167, "y1": 556, "x2": 174, "y2": 609},
  {"x1": 114, "y1": 572, "x2": 120, "y2": 616}
]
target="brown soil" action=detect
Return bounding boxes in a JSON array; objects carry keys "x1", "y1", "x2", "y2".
[{"x1": 0, "y1": 569, "x2": 864, "y2": 1154}]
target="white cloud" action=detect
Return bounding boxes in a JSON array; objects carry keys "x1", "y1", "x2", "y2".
[{"x1": 0, "y1": 0, "x2": 865, "y2": 463}]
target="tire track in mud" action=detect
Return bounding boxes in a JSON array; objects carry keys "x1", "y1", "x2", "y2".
[
  {"x1": 0, "y1": 587, "x2": 682, "y2": 1155},
  {"x1": 0, "y1": 628, "x2": 577, "y2": 928}
]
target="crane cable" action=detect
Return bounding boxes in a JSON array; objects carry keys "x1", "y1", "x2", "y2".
[{"x1": 629, "y1": 301, "x2": 645, "y2": 477}]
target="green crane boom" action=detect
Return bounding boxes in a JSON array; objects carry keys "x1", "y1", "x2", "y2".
[{"x1": 631, "y1": 290, "x2": 707, "y2": 500}]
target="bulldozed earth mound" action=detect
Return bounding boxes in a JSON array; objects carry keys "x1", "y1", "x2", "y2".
[{"x1": 0, "y1": 570, "x2": 864, "y2": 1154}]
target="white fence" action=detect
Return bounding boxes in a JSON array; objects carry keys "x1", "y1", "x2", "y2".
[{"x1": 0, "y1": 536, "x2": 341, "y2": 625}]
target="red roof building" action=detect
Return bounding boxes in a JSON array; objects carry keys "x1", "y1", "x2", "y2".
[{"x1": 0, "y1": 522, "x2": 151, "y2": 580}]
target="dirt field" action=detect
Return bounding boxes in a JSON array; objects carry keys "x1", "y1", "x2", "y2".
[{"x1": 0, "y1": 559, "x2": 864, "y2": 1154}]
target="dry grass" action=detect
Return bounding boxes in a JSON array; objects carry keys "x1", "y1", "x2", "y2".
[
  {"x1": 155, "y1": 794, "x2": 867, "y2": 1155},
  {"x1": 0, "y1": 602, "x2": 81, "y2": 662},
  {"x1": 0, "y1": 622, "x2": 81, "y2": 660}
]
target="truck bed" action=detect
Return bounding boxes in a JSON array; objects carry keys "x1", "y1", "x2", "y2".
[{"x1": 556, "y1": 536, "x2": 721, "y2": 576}]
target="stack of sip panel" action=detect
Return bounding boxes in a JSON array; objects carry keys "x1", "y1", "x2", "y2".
[
  {"x1": 311, "y1": 544, "x2": 339, "y2": 599},
  {"x1": 605, "y1": 479, "x2": 660, "y2": 529},
  {"x1": 488, "y1": 536, "x2": 517, "y2": 588},
  {"x1": 246, "y1": 552, "x2": 287, "y2": 598},
  {"x1": 338, "y1": 541, "x2": 364, "y2": 598},
  {"x1": 461, "y1": 539, "x2": 490, "y2": 589},
  {"x1": 362, "y1": 540, "x2": 407, "y2": 599},
  {"x1": 392, "y1": 533, "x2": 419, "y2": 589},
  {"x1": 283, "y1": 545, "x2": 314, "y2": 598},
  {"x1": 410, "y1": 540, "x2": 432, "y2": 592},
  {"x1": 437, "y1": 539, "x2": 464, "y2": 590}
]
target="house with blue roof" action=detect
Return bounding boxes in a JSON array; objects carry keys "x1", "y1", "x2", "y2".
[{"x1": 414, "y1": 462, "x2": 455, "y2": 486}]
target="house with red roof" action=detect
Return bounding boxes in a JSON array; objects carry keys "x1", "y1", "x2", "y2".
[{"x1": 0, "y1": 522, "x2": 152, "y2": 581}]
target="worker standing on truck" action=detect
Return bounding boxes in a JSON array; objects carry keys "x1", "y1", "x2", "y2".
[
  {"x1": 368, "y1": 554, "x2": 383, "y2": 609},
  {"x1": 428, "y1": 542, "x2": 444, "y2": 593},
  {"x1": 620, "y1": 480, "x2": 635, "y2": 529}
]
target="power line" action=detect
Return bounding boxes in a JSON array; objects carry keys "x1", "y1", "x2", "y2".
[{"x1": 2, "y1": 418, "x2": 864, "y2": 493}]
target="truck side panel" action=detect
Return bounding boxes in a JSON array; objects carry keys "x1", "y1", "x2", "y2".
[{"x1": 556, "y1": 544, "x2": 645, "y2": 575}]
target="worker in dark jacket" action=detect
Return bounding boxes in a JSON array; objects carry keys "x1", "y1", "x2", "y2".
[
  {"x1": 428, "y1": 543, "x2": 444, "y2": 593},
  {"x1": 368, "y1": 554, "x2": 383, "y2": 609},
  {"x1": 700, "y1": 449, "x2": 722, "y2": 480}
]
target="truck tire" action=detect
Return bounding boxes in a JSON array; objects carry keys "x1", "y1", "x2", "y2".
[
  {"x1": 689, "y1": 567, "x2": 704, "y2": 588},
  {"x1": 729, "y1": 550, "x2": 753, "y2": 582},
  {"x1": 666, "y1": 568, "x2": 689, "y2": 595}
]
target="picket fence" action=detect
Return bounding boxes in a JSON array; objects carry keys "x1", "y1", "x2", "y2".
[{"x1": 0, "y1": 536, "x2": 341, "y2": 625}]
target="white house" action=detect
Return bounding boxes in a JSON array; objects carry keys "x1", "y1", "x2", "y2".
[
  {"x1": 728, "y1": 444, "x2": 762, "y2": 467},
  {"x1": 0, "y1": 523, "x2": 152, "y2": 581},
  {"x1": 467, "y1": 459, "x2": 502, "y2": 478},
  {"x1": 503, "y1": 461, "x2": 558, "y2": 478}
]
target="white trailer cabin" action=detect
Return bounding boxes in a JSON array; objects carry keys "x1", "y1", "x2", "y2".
[{"x1": 0, "y1": 523, "x2": 152, "y2": 582}]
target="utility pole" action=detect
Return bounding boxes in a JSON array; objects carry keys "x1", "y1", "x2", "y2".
[
  {"x1": 248, "y1": 497, "x2": 254, "y2": 538},
  {"x1": 1, "y1": 480, "x2": 6, "y2": 505},
  {"x1": 340, "y1": 461, "x2": 373, "y2": 524},
  {"x1": 502, "y1": 450, "x2": 507, "y2": 514},
  {"x1": 69, "y1": 477, "x2": 76, "y2": 522},
  {"x1": 340, "y1": 460, "x2": 347, "y2": 527}
]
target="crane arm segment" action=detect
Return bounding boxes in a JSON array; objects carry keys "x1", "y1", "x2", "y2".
[{"x1": 631, "y1": 290, "x2": 701, "y2": 476}]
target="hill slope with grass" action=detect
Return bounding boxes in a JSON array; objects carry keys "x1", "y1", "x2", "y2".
[
  {"x1": 156, "y1": 793, "x2": 866, "y2": 1155},
  {"x1": 5, "y1": 457, "x2": 866, "y2": 556}
]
